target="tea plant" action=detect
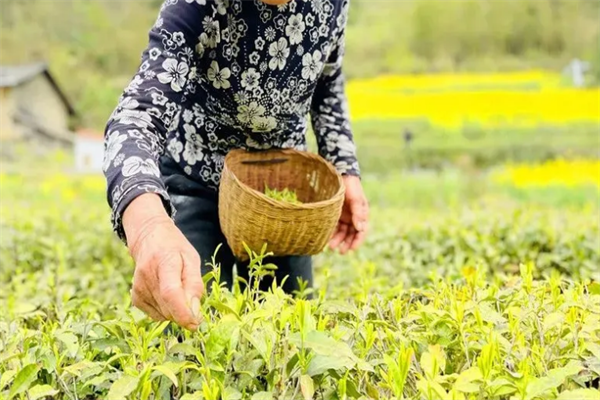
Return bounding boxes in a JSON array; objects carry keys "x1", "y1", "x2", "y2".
[
  {"x1": 1, "y1": 246, "x2": 599, "y2": 399},
  {"x1": 1, "y1": 196, "x2": 599, "y2": 399}
]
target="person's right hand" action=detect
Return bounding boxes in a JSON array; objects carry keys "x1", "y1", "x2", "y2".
[{"x1": 123, "y1": 193, "x2": 204, "y2": 331}]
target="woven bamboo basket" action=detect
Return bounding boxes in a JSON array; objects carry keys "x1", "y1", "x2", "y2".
[{"x1": 218, "y1": 148, "x2": 345, "y2": 260}]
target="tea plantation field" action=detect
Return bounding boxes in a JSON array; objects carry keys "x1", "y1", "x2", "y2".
[{"x1": 1, "y1": 170, "x2": 599, "y2": 400}]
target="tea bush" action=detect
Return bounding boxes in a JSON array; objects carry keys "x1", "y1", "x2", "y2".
[{"x1": 1, "y1": 201, "x2": 599, "y2": 399}]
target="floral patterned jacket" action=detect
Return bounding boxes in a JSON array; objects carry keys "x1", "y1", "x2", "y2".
[{"x1": 103, "y1": 0, "x2": 360, "y2": 242}]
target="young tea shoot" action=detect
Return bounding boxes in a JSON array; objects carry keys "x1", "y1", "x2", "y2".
[{"x1": 264, "y1": 184, "x2": 303, "y2": 205}]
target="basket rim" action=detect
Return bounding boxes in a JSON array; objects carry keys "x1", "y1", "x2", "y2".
[{"x1": 221, "y1": 148, "x2": 345, "y2": 210}]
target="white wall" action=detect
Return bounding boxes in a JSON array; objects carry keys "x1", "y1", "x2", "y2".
[{"x1": 74, "y1": 137, "x2": 104, "y2": 172}]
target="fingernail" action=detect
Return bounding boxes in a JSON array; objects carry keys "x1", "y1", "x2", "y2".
[{"x1": 191, "y1": 297, "x2": 200, "y2": 319}]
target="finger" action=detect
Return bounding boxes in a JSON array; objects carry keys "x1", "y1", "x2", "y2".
[
  {"x1": 139, "y1": 298, "x2": 167, "y2": 322},
  {"x1": 181, "y1": 251, "x2": 205, "y2": 320},
  {"x1": 131, "y1": 287, "x2": 167, "y2": 322},
  {"x1": 339, "y1": 229, "x2": 356, "y2": 255},
  {"x1": 329, "y1": 222, "x2": 348, "y2": 250},
  {"x1": 350, "y1": 198, "x2": 368, "y2": 233},
  {"x1": 146, "y1": 282, "x2": 175, "y2": 323},
  {"x1": 157, "y1": 254, "x2": 201, "y2": 330},
  {"x1": 349, "y1": 229, "x2": 367, "y2": 252},
  {"x1": 132, "y1": 267, "x2": 172, "y2": 321},
  {"x1": 135, "y1": 266, "x2": 174, "y2": 322}
]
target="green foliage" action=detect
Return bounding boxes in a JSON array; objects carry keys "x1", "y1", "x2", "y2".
[
  {"x1": 344, "y1": 0, "x2": 600, "y2": 78},
  {"x1": 1, "y1": 0, "x2": 599, "y2": 130},
  {"x1": 588, "y1": 49, "x2": 600, "y2": 86},
  {"x1": 1, "y1": 193, "x2": 599, "y2": 398},
  {"x1": 346, "y1": 120, "x2": 600, "y2": 173}
]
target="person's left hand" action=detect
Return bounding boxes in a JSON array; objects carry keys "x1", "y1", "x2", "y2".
[{"x1": 329, "y1": 175, "x2": 369, "y2": 254}]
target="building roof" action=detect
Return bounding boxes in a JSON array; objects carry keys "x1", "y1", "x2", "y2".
[{"x1": 0, "y1": 62, "x2": 76, "y2": 116}]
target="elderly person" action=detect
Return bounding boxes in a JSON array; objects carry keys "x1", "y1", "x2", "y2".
[{"x1": 103, "y1": 0, "x2": 369, "y2": 331}]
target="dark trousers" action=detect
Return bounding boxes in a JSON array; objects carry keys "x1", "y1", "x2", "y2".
[{"x1": 159, "y1": 156, "x2": 313, "y2": 297}]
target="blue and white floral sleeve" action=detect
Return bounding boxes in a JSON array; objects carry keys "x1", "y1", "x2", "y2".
[
  {"x1": 310, "y1": 2, "x2": 360, "y2": 177},
  {"x1": 103, "y1": 1, "x2": 204, "y2": 242}
]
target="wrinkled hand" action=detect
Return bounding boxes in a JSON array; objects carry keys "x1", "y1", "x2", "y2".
[
  {"x1": 123, "y1": 194, "x2": 204, "y2": 331},
  {"x1": 329, "y1": 175, "x2": 369, "y2": 254}
]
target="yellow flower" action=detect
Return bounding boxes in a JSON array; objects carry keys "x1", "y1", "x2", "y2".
[
  {"x1": 492, "y1": 159, "x2": 600, "y2": 188},
  {"x1": 346, "y1": 71, "x2": 600, "y2": 129}
]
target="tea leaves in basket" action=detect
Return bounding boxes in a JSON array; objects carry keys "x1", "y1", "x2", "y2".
[{"x1": 264, "y1": 184, "x2": 303, "y2": 205}]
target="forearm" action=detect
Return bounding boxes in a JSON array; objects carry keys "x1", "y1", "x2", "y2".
[
  {"x1": 103, "y1": 0, "x2": 205, "y2": 242},
  {"x1": 310, "y1": 3, "x2": 359, "y2": 177},
  {"x1": 311, "y1": 69, "x2": 360, "y2": 177}
]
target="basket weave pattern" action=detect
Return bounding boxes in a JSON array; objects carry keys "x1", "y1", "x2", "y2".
[{"x1": 218, "y1": 149, "x2": 345, "y2": 260}]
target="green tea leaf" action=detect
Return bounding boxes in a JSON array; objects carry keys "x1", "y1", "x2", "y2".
[
  {"x1": 525, "y1": 363, "x2": 584, "y2": 400},
  {"x1": 355, "y1": 358, "x2": 375, "y2": 373},
  {"x1": 300, "y1": 375, "x2": 315, "y2": 400},
  {"x1": 55, "y1": 331, "x2": 79, "y2": 357},
  {"x1": 147, "y1": 321, "x2": 171, "y2": 343},
  {"x1": 454, "y1": 367, "x2": 482, "y2": 393},
  {"x1": 206, "y1": 316, "x2": 241, "y2": 360},
  {"x1": 8, "y1": 363, "x2": 40, "y2": 399},
  {"x1": 586, "y1": 343, "x2": 600, "y2": 360},
  {"x1": 557, "y1": 389, "x2": 600, "y2": 400},
  {"x1": 28, "y1": 384, "x2": 59, "y2": 400},
  {"x1": 242, "y1": 330, "x2": 268, "y2": 361},
  {"x1": 479, "y1": 303, "x2": 505, "y2": 325},
  {"x1": 222, "y1": 387, "x2": 243, "y2": 400},
  {"x1": 92, "y1": 338, "x2": 129, "y2": 353},
  {"x1": 107, "y1": 375, "x2": 140, "y2": 400},
  {"x1": 345, "y1": 378, "x2": 361, "y2": 399},
  {"x1": 140, "y1": 380, "x2": 152, "y2": 400},
  {"x1": 307, "y1": 355, "x2": 355, "y2": 377},
  {"x1": 84, "y1": 373, "x2": 111, "y2": 388},
  {"x1": 587, "y1": 282, "x2": 600, "y2": 295},
  {"x1": 449, "y1": 387, "x2": 467, "y2": 400},
  {"x1": 208, "y1": 299, "x2": 241, "y2": 319},
  {"x1": 12, "y1": 302, "x2": 38, "y2": 315},
  {"x1": 290, "y1": 331, "x2": 356, "y2": 359},
  {"x1": 417, "y1": 378, "x2": 448, "y2": 400},
  {"x1": 251, "y1": 392, "x2": 273, "y2": 400},
  {"x1": 286, "y1": 353, "x2": 300, "y2": 376},
  {"x1": 181, "y1": 392, "x2": 204, "y2": 400},
  {"x1": 543, "y1": 312, "x2": 565, "y2": 331},
  {"x1": 0, "y1": 370, "x2": 17, "y2": 390},
  {"x1": 0, "y1": 343, "x2": 19, "y2": 365},
  {"x1": 63, "y1": 360, "x2": 98, "y2": 377},
  {"x1": 168, "y1": 342, "x2": 199, "y2": 357},
  {"x1": 366, "y1": 381, "x2": 380, "y2": 400},
  {"x1": 420, "y1": 344, "x2": 446, "y2": 380},
  {"x1": 152, "y1": 365, "x2": 179, "y2": 388},
  {"x1": 264, "y1": 185, "x2": 302, "y2": 204},
  {"x1": 489, "y1": 378, "x2": 517, "y2": 397},
  {"x1": 319, "y1": 300, "x2": 357, "y2": 315}
]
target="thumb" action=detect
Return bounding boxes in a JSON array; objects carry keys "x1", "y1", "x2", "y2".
[{"x1": 182, "y1": 251, "x2": 204, "y2": 319}]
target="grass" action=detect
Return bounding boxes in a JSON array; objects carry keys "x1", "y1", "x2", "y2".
[{"x1": 344, "y1": 120, "x2": 600, "y2": 172}]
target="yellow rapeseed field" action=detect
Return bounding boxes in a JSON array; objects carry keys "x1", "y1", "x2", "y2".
[
  {"x1": 346, "y1": 71, "x2": 600, "y2": 128},
  {"x1": 492, "y1": 159, "x2": 600, "y2": 188},
  {"x1": 348, "y1": 70, "x2": 563, "y2": 92}
]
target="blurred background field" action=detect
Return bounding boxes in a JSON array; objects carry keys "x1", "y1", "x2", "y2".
[
  {"x1": 1, "y1": 0, "x2": 600, "y2": 130},
  {"x1": 1, "y1": 1, "x2": 600, "y2": 399}
]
